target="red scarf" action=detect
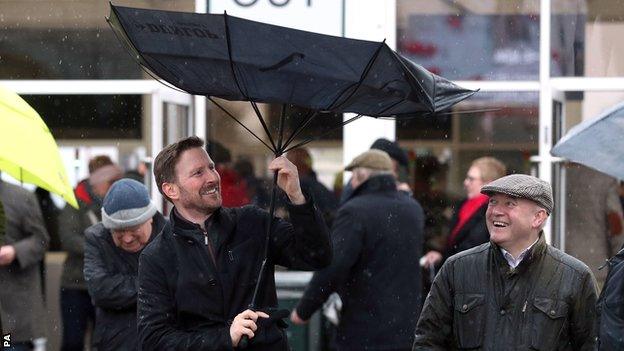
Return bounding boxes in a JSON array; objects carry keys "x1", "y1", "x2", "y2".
[{"x1": 447, "y1": 194, "x2": 489, "y2": 247}]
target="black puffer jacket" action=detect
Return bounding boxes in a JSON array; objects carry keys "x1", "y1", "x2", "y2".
[
  {"x1": 84, "y1": 213, "x2": 167, "y2": 351},
  {"x1": 296, "y1": 175, "x2": 425, "y2": 350},
  {"x1": 137, "y1": 200, "x2": 331, "y2": 351},
  {"x1": 414, "y1": 234, "x2": 598, "y2": 350}
]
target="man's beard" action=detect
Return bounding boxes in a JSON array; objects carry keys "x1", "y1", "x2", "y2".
[{"x1": 178, "y1": 183, "x2": 222, "y2": 214}]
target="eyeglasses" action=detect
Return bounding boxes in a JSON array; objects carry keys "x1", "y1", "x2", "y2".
[{"x1": 465, "y1": 175, "x2": 481, "y2": 182}]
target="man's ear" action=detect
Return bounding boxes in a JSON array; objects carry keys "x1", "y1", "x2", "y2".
[
  {"x1": 162, "y1": 182, "x2": 179, "y2": 201},
  {"x1": 532, "y1": 209, "x2": 548, "y2": 229}
]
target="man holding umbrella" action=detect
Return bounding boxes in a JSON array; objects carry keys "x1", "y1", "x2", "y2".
[{"x1": 137, "y1": 136, "x2": 331, "y2": 350}]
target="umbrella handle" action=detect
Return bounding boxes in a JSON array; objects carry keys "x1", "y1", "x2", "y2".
[{"x1": 239, "y1": 334, "x2": 250, "y2": 349}]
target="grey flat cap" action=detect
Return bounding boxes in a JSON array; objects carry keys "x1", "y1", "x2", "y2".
[
  {"x1": 345, "y1": 149, "x2": 393, "y2": 172},
  {"x1": 481, "y1": 174, "x2": 553, "y2": 213}
]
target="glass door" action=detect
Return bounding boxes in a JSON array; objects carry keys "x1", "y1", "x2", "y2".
[{"x1": 150, "y1": 87, "x2": 194, "y2": 213}]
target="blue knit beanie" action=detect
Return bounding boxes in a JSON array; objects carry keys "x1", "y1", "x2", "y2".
[{"x1": 102, "y1": 179, "x2": 157, "y2": 230}]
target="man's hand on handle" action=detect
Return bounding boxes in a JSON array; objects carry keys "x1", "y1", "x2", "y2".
[
  {"x1": 230, "y1": 309, "x2": 269, "y2": 347},
  {"x1": 269, "y1": 156, "x2": 305, "y2": 205}
]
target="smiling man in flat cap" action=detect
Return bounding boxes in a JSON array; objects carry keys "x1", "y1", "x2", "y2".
[{"x1": 414, "y1": 174, "x2": 598, "y2": 350}]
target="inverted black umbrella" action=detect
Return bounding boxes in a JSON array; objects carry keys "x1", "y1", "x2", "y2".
[
  {"x1": 107, "y1": 4, "x2": 475, "y2": 344},
  {"x1": 551, "y1": 101, "x2": 624, "y2": 180}
]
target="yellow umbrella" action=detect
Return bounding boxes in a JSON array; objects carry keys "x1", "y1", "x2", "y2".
[{"x1": 0, "y1": 85, "x2": 78, "y2": 208}]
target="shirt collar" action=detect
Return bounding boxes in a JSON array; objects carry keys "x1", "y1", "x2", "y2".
[{"x1": 500, "y1": 237, "x2": 540, "y2": 269}]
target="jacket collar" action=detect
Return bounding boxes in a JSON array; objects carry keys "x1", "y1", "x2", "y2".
[
  {"x1": 491, "y1": 231, "x2": 547, "y2": 275},
  {"x1": 347, "y1": 174, "x2": 396, "y2": 200},
  {"x1": 169, "y1": 206, "x2": 236, "y2": 245}
]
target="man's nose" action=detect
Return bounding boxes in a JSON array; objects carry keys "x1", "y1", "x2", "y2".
[
  {"x1": 490, "y1": 205, "x2": 504, "y2": 215},
  {"x1": 205, "y1": 169, "x2": 219, "y2": 182},
  {"x1": 122, "y1": 234, "x2": 134, "y2": 244}
]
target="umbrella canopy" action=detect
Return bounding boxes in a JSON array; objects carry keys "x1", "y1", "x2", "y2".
[
  {"x1": 551, "y1": 101, "x2": 624, "y2": 180},
  {"x1": 0, "y1": 85, "x2": 78, "y2": 208},
  {"x1": 107, "y1": 4, "x2": 474, "y2": 120}
]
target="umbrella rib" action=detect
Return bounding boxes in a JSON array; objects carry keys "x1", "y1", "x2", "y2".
[
  {"x1": 208, "y1": 98, "x2": 275, "y2": 153},
  {"x1": 222, "y1": 11, "x2": 251, "y2": 100},
  {"x1": 284, "y1": 97, "x2": 402, "y2": 152},
  {"x1": 388, "y1": 50, "x2": 437, "y2": 113},
  {"x1": 281, "y1": 41, "x2": 387, "y2": 152},
  {"x1": 327, "y1": 40, "x2": 388, "y2": 112},
  {"x1": 282, "y1": 110, "x2": 320, "y2": 151},
  {"x1": 222, "y1": 11, "x2": 278, "y2": 152},
  {"x1": 275, "y1": 104, "x2": 287, "y2": 155},
  {"x1": 384, "y1": 107, "x2": 499, "y2": 121},
  {"x1": 284, "y1": 113, "x2": 364, "y2": 153},
  {"x1": 249, "y1": 100, "x2": 278, "y2": 152}
]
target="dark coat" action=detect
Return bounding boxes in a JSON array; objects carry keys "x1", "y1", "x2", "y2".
[
  {"x1": 83, "y1": 213, "x2": 167, "y2": 351},
  {"x1": 596, "y1": 246, "x2": 624, "y2": 350},
  {"x1": 296, "y1": 175, "x2": 425, "y2": 350},
  {"x1": 59, "y1": 186, "x2": 102, "y2": 290},
  {"x1": 137, "y1": 199, "x2": 331, "y2": 351},
  {"x1": 443, "y1": 200, "x2": 489, "y2": 261},
  {"x1": 0, "y1": 181, "x2": 49, "y2": 342},
  {"x1": 414, "y1": 234, "x2": 598, "y2": 350}
]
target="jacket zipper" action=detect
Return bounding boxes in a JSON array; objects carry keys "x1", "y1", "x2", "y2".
[{"x1": 202, "y1": 228, "x2": 217, "y2": 266}]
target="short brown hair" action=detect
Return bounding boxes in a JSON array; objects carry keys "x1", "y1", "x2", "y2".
[
  {"x1": 471, "y1": 157, "x2": 507, "y2": 183},
  {"x1": 88, "y1": 155, "x2": 113, "y2": 174},
  {"x1": 153, "y1": 136, "x2": 204, "y2": 199}
]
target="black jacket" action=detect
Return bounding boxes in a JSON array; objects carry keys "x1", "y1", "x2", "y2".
[
  {"x1": 443, "y1": 200, "x2": 489, "y2": 261},
  {"x1": 296, "y1": 175, "x2": 425, "y2": 350},
  {"x1": 137, "y1": 200, "x2": 331, "y2": 351},
  {"x1": 414, "y1": 234, "x2": 598, "y2": 350},
  {"x1": 597, "y1": 246, "x2": 624, "y2": 350},
  {"x1": 84, "y1": 213, "x2": 167, "y2": 351}
]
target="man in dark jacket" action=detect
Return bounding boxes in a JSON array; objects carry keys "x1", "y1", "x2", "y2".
[
  {"x1": 291, "y1": 150, "x2": 425, "y2": 350},
  {"x1": 59, "y1": 160, "x2": 123, "y2": 351},
  {"x1": 84, "y1": 179, "x2": 167, "y2": 351},
  {"x1": 0, "y1": 180, "x2": 49, "y2": 349},
  {"x1": 137, "y1": 136, "x2": 331, "y2": 350},
  {"x1": 413, "y1": 174, "x2": 598, "y2": 350},
  {"x1": 340, "y1": 138, "x2": 412, "y2": 204}
]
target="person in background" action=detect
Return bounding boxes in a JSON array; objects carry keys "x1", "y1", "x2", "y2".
[
  {"x1": 206, "y1": 140, "x2": 250, "y2": 207},
  {"x1": 59, "y1": 157, "x2": 122, "y2": 351},
  {"x1": 123, "y1": 160, "x2": 149, "y2": 185},
  {"x1": 565, "y1": 163, "x2": 624, "y2": 287},
  {"x1": 35, "y1": 187, "x2": 61, "y2": 252},
  {"x1": 340, "y1": 138, "x2": 411, "y2": 203},
  {"x1": 84, "y1": 179, "x2": 167, "y2": 351},
  {"x1": 234, "y1": 157, "x2": 270, "y2": 209},
  {"x1": 0, "y1": 176, "x2": 49, "y2": 350},
  {"x1": 33, "y1": 187, "x2": 61, "y2": 304},
  {"x1": 285, "y1": 148, "x2": 338, "y2": 226},
  {"x1": 292, "y1": 150, "x2": 425, "y2": 350},
  {"x1": 420, "y1": 157, "x2": 506, "y2": 269}
]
